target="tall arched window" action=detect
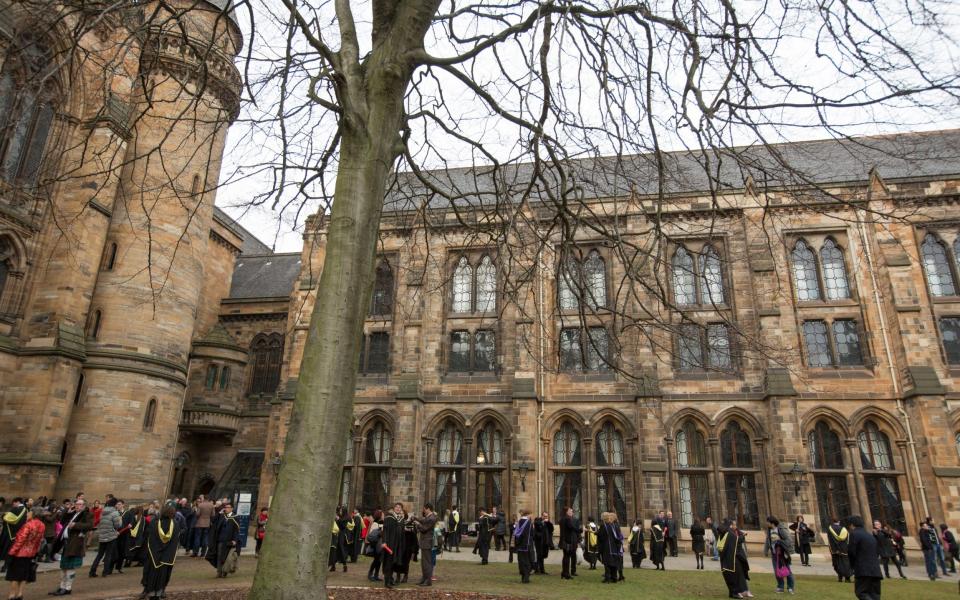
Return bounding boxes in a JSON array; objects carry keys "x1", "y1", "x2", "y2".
[
  {"x1": 0, "y1": 36, "x2": 58, "y2": 187},
  {"x1": 435, "y1": 420, "x2": 465, "y2": 512},
  {"x1": 476, "y1": 255, "x2": 497, "y2": 313},
  {"x1": 451, "y1": 256, "x2": 473, "y2": 313},
  {"x1": 921, "y1": 234, "x2": 957, "y2": 297},
  {"x1": 820, "y1": 238, "x2": 850, "y2": 300},
  {"x1": 361, "y1": 421, "x2": 392, "y2": 512},
  {"x1": 143, "y1": 398, "x2": 157, "y2": 432},
  {"x1": 808, "y1": 420, "x2": 851, "y2": 530},
  {"x1": 672, "y1": 246, "x2": 697, "y2": 306},
  {"x1": 792, "y1": 240, "x2": 821, "y2": 301},
  {"x1": 720, "y1": 421, "x2": 759, "y2": 528},
  {"x1": 676, "y1": 420, "x2": 710, "y2": 527},
  {"x1": 219, "y1": 366, "x2": 231, "y2": 391},
  {"x1": 205, "y1": 364, "x2": 218, "y2": 390},
  {"x1": 699, "y1": 245, "x2": 725, "y2": 305},
  {"x1": 249, "y1": 333, "x2": 284, "y2": 394},
  {"x1": 475, "y1": 421, "x2": 504, "y2": 512},
  {"x1": 857, "y1": 420, "x2": 905, "y2": 533},
  {"x1": 552, "y1": 422, "x2": 583, "y2": 519},
  {"x1": 956, "y1": 432, "x2": 960, "y2": 459},
  {"x1": 0, "y1": 237, "x2": 15, "y2": 308},
  {"x1": 558, "y1": 256, "x2": 579, "y2": 311},
  {"x1": 594, "y1": 422, "x2": 626, "y2": 520},
  {"x1": 369, "y1": 258, "x2": 394, "y2": 316},
  {"x1": 583, "y1": 250, "x2": 607, "y2": 309}
]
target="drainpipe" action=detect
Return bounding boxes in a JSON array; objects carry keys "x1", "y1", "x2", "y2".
[
  {"x1": 854, "y1": 198, "x2": 930, "y2": 519},
  {"x1": 536, "y1": 238, "x2": 550, "y2": 515}
]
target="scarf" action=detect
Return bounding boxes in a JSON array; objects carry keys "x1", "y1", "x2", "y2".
[
  {"x1": 61, "y1": 509, "x2": 83, "y2": 540},
  {"x1": 131, "y1": 517, "x2": 142, "y2": 538},
  {"x1": 829, "y1": 525, "x2": 848, "y2": 542},
  {"x1": 158, "y1": 518, "x2": 174, "y2": 544},
  {"x1": 2, "y1": 506, "x2": 25, "y2": 524}
]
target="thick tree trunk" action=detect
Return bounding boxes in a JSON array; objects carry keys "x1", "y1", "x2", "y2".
[{"x1": 247, "y1": 129, "x2": 395, "y2": 599}]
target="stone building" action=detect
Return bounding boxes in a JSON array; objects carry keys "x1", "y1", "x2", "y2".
[
  {"x1": 256, "y1": 130, "x2": 960, "y2": 545},
  {"x1": 3, "y1": 0, "x2": 960, "y2": 548}
]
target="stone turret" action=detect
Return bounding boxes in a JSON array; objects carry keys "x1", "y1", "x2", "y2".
[{"x1": 54, "y1": 0, "x2": 242, "y2": 501}]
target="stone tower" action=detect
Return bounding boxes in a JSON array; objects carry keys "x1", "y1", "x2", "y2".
[{"x1": 53, "y1": 0, "x2": 242, "y2": 501}]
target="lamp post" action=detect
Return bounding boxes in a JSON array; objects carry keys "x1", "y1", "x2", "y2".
[{"x1": 270, "y1": 452, "x2": 283, "y2": 475}]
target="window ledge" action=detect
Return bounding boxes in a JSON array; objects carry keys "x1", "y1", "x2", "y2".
[
  {"x1": 796, "y1": 299, "x2": 860, "y2": 309},
  {"x1": 675, "y1": 370, "x2": 741, "y2": 381},
  {"x1": 675, "y1": 304, "x2": 731, "y2": 313},
  {"x1": 446, "y1": 312, "x2": 499, "y2": 320},
  {"x1": 357, "y1": 374, "x2": 389, "y2": 384},
  {"x1": 560, "y1": 371, "x2": 616, "y2": 382},
  {"x1": 442, "y1": 373, "x2": 500, "y2": 383},
  {"x1": 806, "y1": 367, "x2": 874, "y2": 378},
  {"x1": 932, "y1": 296, "x2": 960, "y2": 304}
]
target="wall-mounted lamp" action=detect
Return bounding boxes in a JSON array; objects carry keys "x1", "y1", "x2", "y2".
[
  {"x1": 270, "y1": 452, "x2": 283, "y2": 475},
  {"x1": 789, "y1": 461, "x2": 805, "y2": 497}
]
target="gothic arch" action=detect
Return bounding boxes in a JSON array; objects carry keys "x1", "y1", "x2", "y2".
[
  {"x1": 423, "y1": 408, "x2": 467, "y2": 440},
  {"x1": 588, "y1": 408, "x2": 635, "y2": 438},
  {"x1": 0, "y1": 231, "x2": 27, "y2": 271},
  {"x1": 666, "y1": 407, "x2": 712, "y2": 439},
  {"x1": 543, "y1": 408, "x2": 588, "y2": 440},
  {"x1": 848, "y1": 406, "x2": 906, "y2": 442},
  {"x1": 800, "y1": 406, "x2": 852, "y2": 439},
  {"x1": 467, "y1": 408, "x2": 513, "y2": 440},
  {"x1": 356, "y1": 408, "x2": 397, "y2": 435},
  {"x1": 713, "y1": 406, "x2": 765, "y2": 438}
]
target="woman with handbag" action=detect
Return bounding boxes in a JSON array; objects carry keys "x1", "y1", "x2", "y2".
[
  {"x1": 5, "y1": 509, "x2": 50, "y2": 600},
  {"x1": 254, "y1": 507, "x2": 268, "y2": 557},
  {"x1": 366, "y1": 510, "x2": 383, "y2": 582},
  {"x1": 765, "y1": 516, "x2": 795, "y2": 594}
]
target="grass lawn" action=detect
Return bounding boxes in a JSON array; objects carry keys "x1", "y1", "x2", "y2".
[{"x1": 14, "y1": 554, "x2": 957, "y2": 600}]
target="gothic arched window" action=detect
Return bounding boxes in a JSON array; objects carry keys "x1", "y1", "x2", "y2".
[
  {"x1": 583, "y1": 250, "x2": 607, "y2": 309},
  {"x1": 365, "y1": 421, "x2": 392, "y2": 464},
  {"x1": 792, "y1": 240, "x2": 821, "y2": 301},
  {"x1": 436, "y1": 421, "x2": 464, "y2": 465},
  {"x1": 369, "y1": 258, "x2": 394, "y2": 316},
  {"x1": 672, "y1": 246, "x2": 697, "y2": 306},
  {"x1": 820, "y1": 238, "x2": 850, "y2": 300},
  {"x1": 219, "y1": 366, "x2": 231, "y2": 391},
  {"x1": 857, "y1": 420, "x2": 906, "y2": 534},
  {"x1": 720, "y1": 421, "x2": 759, "y2": 528},
  {"x1": 676, "y1": 420, "x2": 710, "y2": 527},
  {"x1": 361, "y1": 420, "x2": 392, "y2": 512},
  {"x1": 0, "y1": 36, "x2": 58, "y2": 187},
  {"x1": 476, "y1": 421, "x2": 504, "y2": 465},
  {"x1": 595, "y1": 422, "x2": 624, "y2": 467},
  {"x1": 452, "y1": 256, "x2": 473, "y2": 313},
  {"x1": 922, "y1": 234, "x2": 957, "y2": 297},
  {"x1": 858, "y1": 420, "x2": 893, "y2": 471},
  {"x1": 435, "y1": 420, "x2": 465, "y2": 512},
  {"x1": 205, "y1": 364, "x2": 218, "y2": 390},
  {"x1": 476, "y1": 255, "x2": 497, "y2": 313},
  {"x1": 249, "y1": 333, "x2": 284, "y2": 395},
  {"x1": 808, "y1": 420, "x2": 851, "y2": 530},
  {"x1": 553, "y1": 421, "x2": 584, "y2": 520},
  {"x1": 553, "y1": 422, "x2": 582, "y2": 466},
  {"x1": 594, "y1": 421, "x2": 626, "y2": 521},
  {"x1": 475, "y1": 420, "x2": 504, "y2": 512},
  {"x1": 143, "y1": 398, "x2": 157, "y2": 432},
  {"x1": 676, "y1": 421, "x2": 707, "y2": 468},
  {"x1": 699, "y1": 245, "x2": 725, "y2": 305},
  {"x1": 809, "y1": 420, "x2": 844, "y2": 469}
]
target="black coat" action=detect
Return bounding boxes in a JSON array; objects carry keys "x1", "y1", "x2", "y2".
[
  {"x1": 205, "y1": 513, "x2": 240, "y2": 569},
  {"x1": 558, "y1": 516, "x2": 577, "y2": 550},
  {"x1": 874, "y1": 530, "x2": 896, "y2": 558},
  {"x1": 381, "y1": 513, "x2": 405, "y2": 558},
  {"x1": 848, "y1": 527, "x2": 883, "y2": 578}
]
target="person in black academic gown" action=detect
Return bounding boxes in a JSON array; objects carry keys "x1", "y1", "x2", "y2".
[
  {"x1": 718, "y1": 519, "x2": 750, "y2": 599},
  {"x1": 350, "y1": 509, "x2": 363, "y2": 563},
  {"x1": 381, "y1": 504, "x2": 405, "y2": 588},
  {"x1": 122, "y1": 506, "x2": 144, "y2": 568},
  {"x1": 0, "y1": 498, "x2": 27, "y2": 573},
  {"x1": 534, "y1": 512, "x2": 553, "y2": 575},
  {"x1": 514, "y1": 511, "x2": 535, "y2": 584},
  {"x1": 141, "y1": 505, "x2": 181, "y2": 600},
  {"x1": 206, "y1": 503, "x2": 240, "y2": 578},
  {"x1": 827, "y1": 518, "x2": 852, "y2": 583},
  {"x1": 476, "y1": 508, "x2": 493, "y2": 565},
  {"x1": 583, "y1": 518, "x2": 600, "y2": 570},
  {"x1": 396, "y1": 514, "x2": 418, "y2": 583},
  {"x1": 649, "y1": 519, "x2": 666, "y2": 570},
  {"x1": 628, "y1": 519, "x2": 646, "y2": 568},
  {"x1": 328, "y1": 508, "x2": 349, "y2": 573},
  {"x1": 597, "y1": 512, "x2": 625, "y2": 583}
]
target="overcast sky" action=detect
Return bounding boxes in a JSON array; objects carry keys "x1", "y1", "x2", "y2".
[{"x1": 214, "y1": 0, "x2": 960, "y2": 254}]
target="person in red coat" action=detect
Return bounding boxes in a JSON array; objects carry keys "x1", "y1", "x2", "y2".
[
  {"x1": 255, "y1": 508, "x2": 268, "y2": 557},
  {"x1": 5, "y1": 509, "x2": 51, "y2": 600}
]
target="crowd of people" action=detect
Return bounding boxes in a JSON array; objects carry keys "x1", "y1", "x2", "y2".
[
  {"x1": 4, "y1": 492, "x2": 960, "y2": 600},
  {"x1": 0, "y1": 494, "x2": 249, "y2": 599}
]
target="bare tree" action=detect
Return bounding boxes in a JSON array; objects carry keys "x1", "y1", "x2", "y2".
[{"x1": 227, "y1": 1, "x2": 960, "y2": 598}]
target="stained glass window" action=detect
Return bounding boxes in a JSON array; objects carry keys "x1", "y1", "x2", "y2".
[
  {"x1": 699, "y1": 245, "x2": 725, "y2": 305},
  {"x1": 820, "y1": 239, "x2": 850, "y2": 300},
  {"x1": 452, "y1": 256, "x2": 473, "y2": 312},
  {"x1": 921, "y1": 234, "x2": 956, "y2": 297},
  {"x1": 792, "y1": 240, "x2": 821, "y2": 301},
  {"x1": 802, "y1": 320, "x2": 832, "y2": 367},
  {"x1": 672, "y1": 246, "x2": 697, "y2": 306}
]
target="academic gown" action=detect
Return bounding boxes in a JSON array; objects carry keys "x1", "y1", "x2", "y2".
[
  {"x1": 514, "y1": 517, "x2": 536, "y2": 583},
  {"x1": 584, "y1": 524, "x2": 600, "y2": 566},
  {"x1": 206, "y1": 513, "x2": 240, "y2": 572},
  {"x1": 476, "y1": 515, "x2": 493, "y2": 562},
  {"x1": 718, "y1": 530, "x2": 749, "y2": 597},
  {"x1": 381, "y1": 514, "x2": 405, "y2": 584},
  {"x1": 649, "y1": 524, "x2": 666, "y2": 566},
  {"x1": 628, "y1": 527, "x2": 646, "y2": 564},
  {"x1": 142, "y1": 517, "x2": 181, "y2": 595},
  {"x1": 127, "y1": 515, "x2": 148, "y2": 565},
  {"x1": 351, "y1": 514, "x2": 363, "y2": 561},
  {"x1": 598, "y1": 521, "x2": 624, "y2": 580},
  {"x1": 0, "y1": 506, "x2": 27, "y2": 561},
  {"x1": 328, "y1": 519, "x2": 349, "y2": 567},
  {"x1": 827, "y1": 524, "x2": 851, "y2": 580},
  {"x1": 397, "y1": 521, "x2": 418, "y2": 574},
  {"x1": 535, "y1": 519, "x2": 553, "y2": 567}
]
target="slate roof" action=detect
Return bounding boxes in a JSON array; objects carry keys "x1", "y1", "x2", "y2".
[
  {"x1": 213, "y1": 207, "x2": 272, "y2": 256},
  {"x1": 228, "y1": 253, "x2": 302, "y2": 299},
  {"x1": 384, "y1": 129, "x2": 960, "y2": 212}
]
